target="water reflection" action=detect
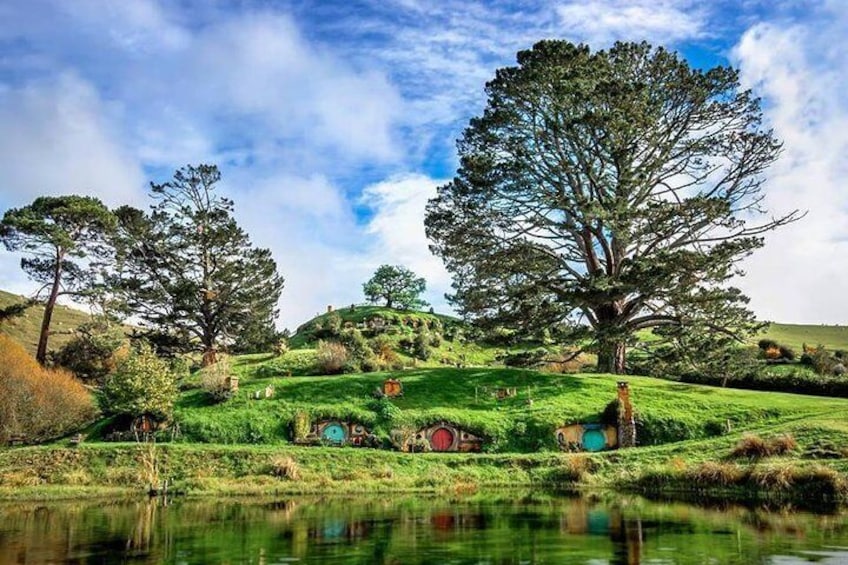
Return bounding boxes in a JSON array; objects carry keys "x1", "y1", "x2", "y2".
[{"x1": 1, "y1": 493, "x2": 848, "y2": 564}]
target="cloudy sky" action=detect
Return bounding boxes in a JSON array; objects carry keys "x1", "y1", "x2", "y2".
[{"x1": 0, "y1": 0, "x2": 845, "y2": 329}]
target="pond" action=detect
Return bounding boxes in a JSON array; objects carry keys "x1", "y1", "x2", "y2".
[{"x1": 2, "y1": 492, "x2": 848, "y2": 563}]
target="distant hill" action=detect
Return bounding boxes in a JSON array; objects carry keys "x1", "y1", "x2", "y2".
[
  {"x1": 756, "y1": 323, "x2": 848, "y2": 353},
  {"x1": 291, "y1": 305, "x2": 463, "y2": 347},
  {"x1": 0, "y1": 290, "x2": 94, "y2": 356}
]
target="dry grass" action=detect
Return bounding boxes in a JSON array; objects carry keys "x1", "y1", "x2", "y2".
[
  {"x1": 0, "y1": 334, "x2": 97, "y2": 445},
  {"x1": 269, "y1": 456, "x2": 301, "y2": 481},
  {"x1": 730, "y1": 434, "x2": 798, "y2": 460}
]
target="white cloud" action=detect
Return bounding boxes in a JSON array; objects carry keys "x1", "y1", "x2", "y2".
[
  {"x1": 224, "y1": 172, "x2": 368, "y2": 329},
  {"x1": 0, "y1": 72, "x2": 144, "y2": 208},
  {"x1": 361, "y1": 174, "x2": 453, "y2": 312},
  {"x1": 733, "y1": 7, "x2": 848, "y2": 323},
  {"x1": 555, "y1": 0, "x2": 707, "y2": 46}
]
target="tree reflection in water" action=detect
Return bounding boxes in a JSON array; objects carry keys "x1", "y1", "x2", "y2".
[{"x1": 1, "y1": 494, "x2": 847, "y2": 564}]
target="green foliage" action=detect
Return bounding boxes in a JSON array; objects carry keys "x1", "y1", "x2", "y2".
[
  {"x1": 52, "y1": 320, "x2": 127, "y2": 382},
  {"x1": 0, "y1": 195, "x2": 116, "y2": 363},
  {"x1": 501, "y1": 348, "x2": 548, "y2": 368},
  {"x1": 102, "y1": 343, "x2": 178, "y2": 420},
  {"x1": 425, "y1": 40, "x2": 799, "y2": 374},
  {"x1": 111, "y1": 164, "x2": 284, "y2": 357},
  {"x1": 315, "y1": 340, "x2": 350, "y2": 375},
  {"x1": 200, "y1": 357, "x2": 236, "y2": 403},
  {"x1": 363, "y1": 265, "x2": 428, "y2": 310},
  {"x1": 413, "y1": 328, "x2": 432, "y2": 360}
]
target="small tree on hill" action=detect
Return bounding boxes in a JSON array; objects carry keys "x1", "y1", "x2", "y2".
[
  {"x1": 363, "y1": 265, "x2": 428, "y2": 310},
  {"x1": 0, "y1": 196, "x2": 116, "y2": 364},
  {"x1": 102, "y1": 344, "x2": 178, "y2": 420}
]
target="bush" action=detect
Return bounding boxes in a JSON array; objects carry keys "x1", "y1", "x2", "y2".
[
  {"x1": 413, "y1": 330, "x2": 433, "y2": 360},
  {"x1": 52, "y1": 322, "x2": 128, "y2": 383},
  {"x1": 200, "y1": 357, "x2": 236, "y2": 402},
  {"x1": 315, "y1": 340, "x2": 349, "y2": 374},
  {"x1": 102, "y1": 343, "x2": 178, "y2": 420},
  {"x1": 0, "y1": 335, "x2": 97, "y2": 444},
  {"x1": 778, "y1": 346, "x2": 796, "y2": 361},
  {"x1": 757, "y1": 339, "x2": 779, "y2": 351}
]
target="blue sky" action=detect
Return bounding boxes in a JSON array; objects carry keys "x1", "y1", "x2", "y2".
[{"x1": 0, "y1": 0, "x2": 846, "y2": 328}]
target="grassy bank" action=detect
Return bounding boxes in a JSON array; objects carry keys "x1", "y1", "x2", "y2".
[{"x1": 4, "y1": 407, "x2": 848, "y2": 506}]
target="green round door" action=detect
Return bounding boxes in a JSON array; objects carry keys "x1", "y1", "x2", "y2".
[
  {"x1": 581, "y1": 428, "x2": 606, "y2": 452},
  {"x1": 322, "y1": 423, "x2": 347, "y2": 443}
]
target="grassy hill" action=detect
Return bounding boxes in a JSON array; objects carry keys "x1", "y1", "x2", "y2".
[
  {"x1": 0, "y1": 290, "x2": 93, "y2": 356},
  {"x1": 170, "y1": 362, "x2": 848, "y2": 452},
  {"x1": 8, "y1": 362, "x2": 846, "y2": 502},
  {"x1": 285, "y1": 305, "x2": 575, "y2": 371},
  {"x1": 756, "y1": 323, "x2": 848, "y2": 352}
]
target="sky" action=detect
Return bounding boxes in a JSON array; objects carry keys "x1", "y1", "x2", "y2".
[{"x1": 0, "y1": 0, "x2": 846, "y2": 329}]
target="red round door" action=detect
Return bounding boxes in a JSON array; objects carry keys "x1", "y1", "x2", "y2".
[{"x1": 430, "y1": 427, "x2": 455, "y2": 452}]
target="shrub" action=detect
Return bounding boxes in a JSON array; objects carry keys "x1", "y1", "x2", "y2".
[
  {"x1": 315, "y1": 340, "x2": 349, "y2": 374},
  {"x1": 778, "y1": 346, "x2": 796, "y2": 361},
  {"x1": 200, "y1": 357, "x2": 236, "y2": 402},
  {"x1": 102, "y1": 343, "x2": 178, "y2": 420},
  {"x1": 339, "y1": 328, "x2": 370, "y2": 360},
  {"x1": 52, "y1": 322, "x2": 128, "y2": 383},
  {"x1": 0, "y1": 335, "x2": 97, "y2": 444},
  {"x1": 758, "y1": 339, "x2": 779, "y2": 351},
  {"x1": 273, "y1": 338, "x2": 290, "y2": 357},
  {"x1": 413, "y1": 329, "x2": 432, "y2": 360}
]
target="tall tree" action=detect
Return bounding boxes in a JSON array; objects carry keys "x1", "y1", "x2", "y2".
[
  {"x1": 363, "y1": 265, "x2": 428, "y2": 310},
  {"x1": 425, "y1": 41, "x2": 801, "y2": 374},
  {"x1": 114, "y1": 164, "x2": 284, "y2": 363},
  {"x1": 0, "y1": 196, "x2": 116, "y2": 364}
]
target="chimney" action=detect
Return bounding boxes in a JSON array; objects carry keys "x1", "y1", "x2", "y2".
[
  {"x1": 617, "y1": 381, "x2": 636, "y2": 448},
  {"x1": 327, "y1": 305, "x2": 333, "y2": 313}
]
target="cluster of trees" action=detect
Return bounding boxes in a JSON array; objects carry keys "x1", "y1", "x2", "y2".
[
  {"x1": 0, "y1": 37, "x2": 802, "y2": 442},
  {"x1": 1, "y1": 164, "x2": 284, "y2": 367},
  {"x1": 0, "y1": 165, "x2": 284, "y2": 435}
]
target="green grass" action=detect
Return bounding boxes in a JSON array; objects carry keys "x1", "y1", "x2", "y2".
[
  {"x1": 756, "y1": 323, "x2": 848, "y2": 352},
  {"x1": 0, "y1": 290, "x2": 94, "y2": 356},
  {"x1": 167, "y1": 364, "x2": 848, "y2": 452}
]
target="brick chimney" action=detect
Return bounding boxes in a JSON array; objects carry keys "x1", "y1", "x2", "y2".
[{"x1": 617, "y1": 382, "x2": 636, "y2": 448}]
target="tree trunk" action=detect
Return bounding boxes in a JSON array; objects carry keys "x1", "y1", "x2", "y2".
[
  {"x1": 597, "y1": 341, "x2": 626, "y2": 374},
  {"x1": 385, "y1": 297, "x2": 393, "y2": 309},
  {"x1": 36, "y1": 252, "x2": 63, "y2": 365}
]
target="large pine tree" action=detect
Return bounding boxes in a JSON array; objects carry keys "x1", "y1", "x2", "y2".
[
  {"x1": 425, "y1": 41, "x2": 801, "y2": 373},
  {"x1": 114, "y1": 165, "x2": 284, "y2": 363}
]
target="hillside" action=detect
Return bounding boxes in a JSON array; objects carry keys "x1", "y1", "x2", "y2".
[
  {"x1": 0, "y1": 290, "x2": 93, "y2": 356},
  {"x1": 167, "y1": 361, "x2": 848, "y2": 451},
  {"x1": 757, "y1": 323, "x2": 848, "y2": 352},
  {"x1": 285, "y1": 305, "x2": 570, "y2": 370}
]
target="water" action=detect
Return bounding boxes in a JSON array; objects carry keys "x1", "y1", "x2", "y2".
[{"x1": 2, "y1": 493, "x2": 848, "y2": 564}]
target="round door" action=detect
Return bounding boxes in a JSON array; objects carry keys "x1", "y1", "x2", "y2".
[
  {"x1": 322, "y1": 423, "x2": 347, "y2": 443},
  {"x1": 430, "y1": 427, "x2": 455, "y2": 452},
  {"x1": 581, "y1": 428, "x2": 606, "y2": 452}
]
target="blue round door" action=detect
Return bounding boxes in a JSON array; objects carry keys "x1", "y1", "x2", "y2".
[
  {"x1": 322, "y1": 423, "x2": 347, "y2": 443},
  {"x1": 582, "y1": 428, "x2": 606, "y2": 452}
]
